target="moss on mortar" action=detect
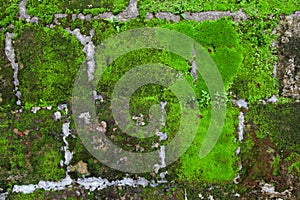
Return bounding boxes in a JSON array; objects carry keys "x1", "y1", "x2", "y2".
[{"x1": 26, "y1": 0, "x2": 129, "y2": 24}]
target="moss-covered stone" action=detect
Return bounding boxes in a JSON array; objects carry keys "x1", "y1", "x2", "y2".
[
  {"x1": 178, "y1": 105, "x2": 240, "y2": 182},
  {"x1": 240, "y1": 103, "x2": 300, "y2": 193},
  {"x1": 0, "y1": 0, "x2": 20, "y2": 28},
  {"x1": 246, "y1": 103, "x2": 300, "y2": 153},
  {"x1": 14, "y1": 24, "x2": 85, "y2": 107},
  {"x1": 231, "y1": 17, "x2": 278, "y2": 103},
  {"x1": 26, "y1": 0, "x2": 129, "y2": 24},
  {"x1": 0, "y1": 110, "x2": 65, "y2": 189},
  {"x1": 0, "y1": 31, "x2": 17, "y2": 112}
]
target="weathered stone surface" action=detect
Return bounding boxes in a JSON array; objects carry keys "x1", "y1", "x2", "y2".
[
  {"x1": 117, "y1": 0, "x2": 139, "y2": 22},
  {"x1": 155, "y1": 12, "x2": 180, "y2": 22},
  {"x1": 278, "y1": 12, "x2": 300, "y2": 99}
]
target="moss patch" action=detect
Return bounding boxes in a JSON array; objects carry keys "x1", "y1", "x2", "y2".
[
  {"x1": 0, "y1": 0, "x2": 19, "y2": 28},
  {"x1": 240, "y1": 103, "x2": 300, "y2": 192},
  {"x1": 0, "y1": 110, "x2": 65, "y2": 189},
  {"x1": 178, "y1": 105, "x2": 239, "y2": 182},
  {"x1": 14, "y1": 24, "x2": 85, "y2": 107},
  {"x1": 246, "y1": 103, "x2": 300, "y2": 153}
]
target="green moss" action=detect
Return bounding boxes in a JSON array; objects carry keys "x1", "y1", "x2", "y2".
[
  {"x1": 0, "y1": 110, "x2": 65, "y2": 187},
  {"x1": 289, "y1": 160, "x2": 300, "y2": 176},
  {"x1": 272, "y1": 154, "x2": 281, "y2": 176},
  {"x1": 286, "y1": 153, "x2": 300, "y2": 176},
  {"x1": 137, "y1": 0, "x2": 239, "y2": 14},
  {"x1": 89, "y1": 18, "x2": 242, "y2": 182},
  {"x1": 231, "y1": 17, "x2": 278, "y2": 103},
  {"x1": 246, "y1": 103, "x2": 300, "y2": 153},
  {"x1": 8, "y1": 189, "x2": 46, "y2": 200},
  {"x1": 161, "y1": 18, "x2": 243, "y2": 92},
  {"x1": 178, "y1": 105, "x2": 239, "y2": 182},
  {"x1": 92, "y1": 19, "x2": 119, "y2": 44},
  {"x1": 14, "y1": 23, "x2": 85, "y2": 107},
  {"x1": 0, "y1": 31, "x2": 17, "y2": 112},
  {"x1": 26, "y1": 0, "x2": 62, "y2": 24},
  {"x1": 94, "y1": 18, "x2": 242, "y2": 96},
  {"x1": 32, "y1": 145, "x2": 65, "y2": 181},
  {"x1": 0, "y1": 0, "x2": 19, "y2": 28}
]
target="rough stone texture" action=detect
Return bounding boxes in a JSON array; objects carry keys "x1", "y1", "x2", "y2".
[
  {"x1": 145, "y1": 12, "x2": 154, "y2": 20},
  {"x1": 278, "y1": 12, "x2": 300, "y2": 99},
  {"x1": 183, "y1": 9, "x2": 247, "y2": 23},
  {"x1": 155, "y1": 12, "x2": 180, "y2": 22},
  {"x1": 117, "y1": 0, "x2": 139, "y2": 22},
  {"x1": 94, "y1": 12, "x2": 114, "y2": 20}
]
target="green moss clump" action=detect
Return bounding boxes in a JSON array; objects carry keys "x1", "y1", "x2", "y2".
[
  {"x1": 14, "y1": 24, "x2": 85, "y2": 107},
  {"x1": 89, "y1": 18, "x2": 242, "y2": 182},
  {"x1": 246, "y1": 103, "x2": 300, "y2": 153},
  {"x1": 178, "y1": 105, "x2": 239, "y2": 182},
  {"x1": 231, "y1": 18, "x2": 278, "y2": 103},
  {"x1": 0, "y1": 0, "x2": 19, "y2": 28},
  {"x1": 161, "y1": 18, "x2": 243, "y2": 93},
  {"x1": 271, "y1": 154, "x2": 281, "y2": 176},
  {"x1": 8, "y1": 189, "x2": 46, "y2": 200},
  {"x1": 286, "y1": 153, "x2": 300, "y2": 176},
  {"x1": 0, "y1": 110, "x2": 65, "y2": 187},
  {"x1": 138, "y1": 0, "x2": 238, "y2": 14},
  {"x1": 26, "y1": 0, "x2": 63, "y2": 24}
]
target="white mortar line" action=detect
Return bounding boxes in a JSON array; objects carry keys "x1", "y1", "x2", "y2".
[
  {"x1": 4, "y1": 32, "x2": 22, "y2": 107},
  {"x1": 65, "y1": 28, "x2": 95, "y2": 81},
  {"x1": 18, "y1": 0, "x2": 38, "y2": 23},
  {"x1": 231, "y1": 99, "x2": 248, "y2": 184}
]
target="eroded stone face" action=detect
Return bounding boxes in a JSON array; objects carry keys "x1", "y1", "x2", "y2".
[{"x1": 278, "y1": 12, "x2": 300, "y2": 99}]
